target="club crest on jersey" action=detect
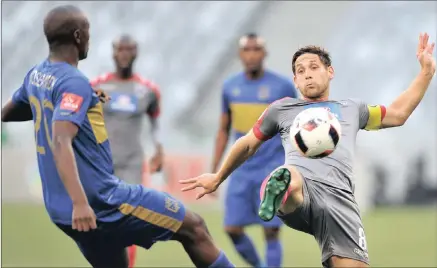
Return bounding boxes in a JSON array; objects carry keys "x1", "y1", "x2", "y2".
[
  {"x1": 165, "y1": 197, "x2": 180, "y2": 213},
  {"x1": 232, "y1": 87, "x2": 241, "y2": 96},
  {"x1": 109, "y1": 93, "x2": 138, "y2": 113},
  {"x1": 258, "y1": 86, "x2": 270, "y2": 100},
  {"x1": 305, "y1": 102, "x2": 343, "y2": 120}
]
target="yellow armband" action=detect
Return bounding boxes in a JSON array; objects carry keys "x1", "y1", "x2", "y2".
[{"x1": 364, "y1": 105, "x2": 386, "y2": 131}]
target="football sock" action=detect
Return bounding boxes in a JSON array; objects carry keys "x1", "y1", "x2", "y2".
[
  {"x1": 266, "y1": 239, "x2": 282, "y2": 267},
  {"x1": 128, "y1": 245, "x2": 137, "y2": 268},
  {"x1": 230, "y1": 233, "x2": 262, "y2": 267},
  {"x1": 209, "y1": 251, "x2": 235, "y2": 268}
]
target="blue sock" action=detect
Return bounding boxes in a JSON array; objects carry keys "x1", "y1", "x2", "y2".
[
  {"x1": 209, "y1": 251, "x2": 235, "y2": 268},
  {"x1": 266, "y1": 239, "x2": 282, "y2": 267},
  {"x1": 230, "y1": 233, "x2": 262, "y2": 267}
]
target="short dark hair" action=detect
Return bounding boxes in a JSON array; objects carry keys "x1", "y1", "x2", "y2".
[
  {"x1": 244, "y1": 32, "x2": 258, "y2": 39},
  {"x1": 292, "y1": 46, "x2": 332, "y2": 74},
  {"x1": 43, "y1": 5, "x2": 83, "y2": 49}
]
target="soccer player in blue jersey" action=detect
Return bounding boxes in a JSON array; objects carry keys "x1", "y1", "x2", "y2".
[
  {"x1": 1, "y1": 5, "x2": 234, "y2": 268},
  {"x1": 211, "y1": 33, "x2": 298, "y2": 268}
]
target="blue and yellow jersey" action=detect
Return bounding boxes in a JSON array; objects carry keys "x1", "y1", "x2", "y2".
[
  {"x1": 222, "y1": 70, "x2": 298, "y2": 177},
  {"x1": 12, "y1": 60, "x2": 129, "y2": 225}
]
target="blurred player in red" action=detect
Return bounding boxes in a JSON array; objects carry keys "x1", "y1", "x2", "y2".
[{"x1": 90, "y1": 35, "x2": 163, "y2": 268}]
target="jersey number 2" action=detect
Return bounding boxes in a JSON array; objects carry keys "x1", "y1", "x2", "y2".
[{"x1": 29, "y1": 96, "x2": 54, "y2": 155}]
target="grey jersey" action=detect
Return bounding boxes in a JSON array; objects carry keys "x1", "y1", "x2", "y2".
[
  {"x1": 91, "y1": 73, "x2": 160, "y2": 168},
  {"x1": 253, "y1": 97, "x2": 385, "y2": 192}
]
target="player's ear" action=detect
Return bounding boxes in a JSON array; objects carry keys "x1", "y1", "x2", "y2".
[
  {"x1": 293, "y1": 75, "x2": 298, "y2": 90},
  {"x1": 327, "y1": 66, "x2": 334, "y2": 80},
  {"x1": 73, "y1": 29, "x2": 81, "y2": 44}
]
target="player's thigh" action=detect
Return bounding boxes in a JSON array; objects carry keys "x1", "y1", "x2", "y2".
[
  {"x1": 306, "y1": 180, "x2": 370, "y2": 267},
  {"x1": 276, "y1": 177, "x2": 312, "y2": 235},
  {"x1": 114, "y1": 164, "x2": 143, "y2": 185},
  {"x1": 224, "y1": 177, "x2": 259, "y2": 227},
  {"x1": 56, "y1": 224, "x2": 128, "y2": 268},
  {"x1": 119, "y1": 186, "x2": 186, "y2": 249}
]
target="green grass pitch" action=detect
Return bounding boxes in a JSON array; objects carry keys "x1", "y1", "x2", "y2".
[{"x1": 2, "y1": 204, "x2": 436, "y2": 267}]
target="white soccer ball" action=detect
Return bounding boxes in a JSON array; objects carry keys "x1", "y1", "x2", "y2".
[{"x1": 289, "y1": 107, "x2": 342, "y2": 159}]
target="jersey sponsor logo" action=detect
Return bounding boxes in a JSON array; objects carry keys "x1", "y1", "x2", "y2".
[
  {"x1": 258, "y1": 86, "x2": 270, "y2": 100},
  {"x1": 165, "y1": 197, "x2": 181, "y2": 213},
  {"x1": 60, "y1": 93, "x2": 83, "y2": 112},
  {"x1": 109, "y1": 93, "x2": 138, "y2": 113},
  {"x1": 305, "y1": 102, "x2": 343, "y2": 120}
]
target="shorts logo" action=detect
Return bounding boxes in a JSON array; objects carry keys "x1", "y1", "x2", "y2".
[
  {"x1": 165, "y1": 197, "x2": 180, "y2": 213},
  {"x1": 354, "y1": 248, "x2": 369, "y2": 260},
  {"x1": 60, "y1": 93, "x2": 83, "y2": 112}
]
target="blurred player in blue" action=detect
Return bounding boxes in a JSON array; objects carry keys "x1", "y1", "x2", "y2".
[
  {"x1": 1, "y1": 5, "x2": 234, "y2": 268},
  {"x1": 211, "y1": 33, "x2": 298, "y2": 267}
]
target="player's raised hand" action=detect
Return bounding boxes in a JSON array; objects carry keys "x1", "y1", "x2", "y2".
[
  {"x1": 179, "y1": 173, "x2": 220, "y2": 200},
  {"x1": 72, "y1": 203, "x2": 97, "y2": 232},
  {"x1": 417, "y1": 33, "x2": 436, "y2": 76}
]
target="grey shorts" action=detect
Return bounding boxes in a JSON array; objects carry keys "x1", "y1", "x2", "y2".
[
  {"x1": 278, "y1": 177, "x2": 370, "y2": 267},
  {"x1": 114, "y1": 163, "x2": 143, "y2": 185}
]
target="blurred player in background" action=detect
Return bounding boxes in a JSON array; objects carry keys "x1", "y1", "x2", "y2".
[
  {"x1": 1, "y1": 5, "x2": 235, "y2": 268},
  {"x1": 90, "y1": 35, "x2": 163, "y2": 267},
  {"x1": 183, "y1": 33, "x2": 435, "y2": 267},
  {"x1": 211, "y1": 33, "x2": 297, "y2": 267}
]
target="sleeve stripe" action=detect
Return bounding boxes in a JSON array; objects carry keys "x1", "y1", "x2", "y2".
[
  {"x1": 252, "y1": 123, "x2": 270, "y2": 141},
  {"x1": 252, "y1": 108, "x2": 271, "y2": 141},
  {"x1": 365, "y1": 105, "x2": 386, "y2": 130}
]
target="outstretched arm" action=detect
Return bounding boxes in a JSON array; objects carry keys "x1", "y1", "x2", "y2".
[
  {"x1": 381, "y1": 33, "x2": 435, "y2": 128},
  {"x1": 180, "y1": 101, "x2": 282, "y2": 199}
]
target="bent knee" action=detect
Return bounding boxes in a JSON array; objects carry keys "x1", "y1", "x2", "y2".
[
  {"x1": 176, "y1": 211, "x2": 210, "y2": 243},
  {"x1": 224, "y1": 226, "x2": 245, "y2": 242},
  {"x1": 263, "y1": 227, "x2": 280, "y2": 240}
]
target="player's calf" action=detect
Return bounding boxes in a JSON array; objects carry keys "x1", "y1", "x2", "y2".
[
  {"x1": 172, "y1": 210, "x2": 234, "y2": 268},
  {"x1": 259, "y1": 165, "x2": 304, "y2": 221}
]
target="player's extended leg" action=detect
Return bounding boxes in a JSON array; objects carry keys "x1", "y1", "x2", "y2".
[
  {"x1": 259, "y1": 166, "x2": 304, "y2": 221},
  {"x1": 124, "y1": 186, "x2": 234, "y2": 268},
  {"x1": 171, "y1": 210, "x2": 234, "y2": 267},
  {"x1": 224, "y1": 180, "x2": 264, "y2": 267}
]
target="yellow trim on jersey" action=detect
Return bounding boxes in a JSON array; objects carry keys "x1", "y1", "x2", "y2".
[
  {"x1": 230, "y1": 103, "x2": 269, "y2": 133},
  {"x1": 87, "y1": 103, "x2": 108, "y2": 143},
  {"x1": 118, "y1": 203, "x2": 183, "y2": 233},
  {"x1": 365, "y1": 105, "x2": 383, "y2": 131}
]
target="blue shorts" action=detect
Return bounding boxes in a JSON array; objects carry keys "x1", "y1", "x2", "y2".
[
  {"x1": 224, "y1": 171, "x2": 283, "y2": 228},
  {"x1": 57, "y1": 186, "x2": 186, "y2": 268}
]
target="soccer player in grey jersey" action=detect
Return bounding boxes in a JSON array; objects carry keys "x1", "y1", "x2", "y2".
[
  {"x1": 181, "y1": 33, "x2": 436, "y2": 267},
  {"x1": 90, "y1": 35, "x2": 163, "y2": 268}
]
